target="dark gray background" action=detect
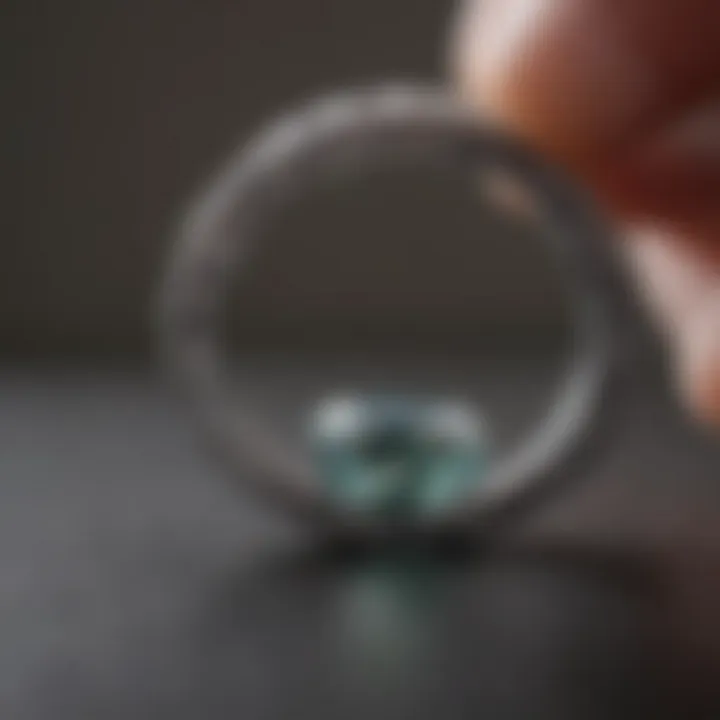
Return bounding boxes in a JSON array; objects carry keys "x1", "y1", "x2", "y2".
[{"x1": 4, "y1": 0, "x2": 568, "y2": 358}]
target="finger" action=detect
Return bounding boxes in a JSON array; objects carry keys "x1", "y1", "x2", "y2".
[{"x1": 450, "y1": 0, "x2": 720, "y2": 424}]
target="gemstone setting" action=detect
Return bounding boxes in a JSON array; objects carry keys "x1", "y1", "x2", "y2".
[{"x1": 309, "y1": 396, "x2": 488, "y2": 517}]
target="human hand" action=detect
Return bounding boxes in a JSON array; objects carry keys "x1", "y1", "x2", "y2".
[{"x1": 451, "y1": 0, "x2": 720, "y2": 425}]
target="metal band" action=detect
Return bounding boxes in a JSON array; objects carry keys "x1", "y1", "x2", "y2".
[{"x1": 159, "y1": 84, "x2": 646, "y2": 539}]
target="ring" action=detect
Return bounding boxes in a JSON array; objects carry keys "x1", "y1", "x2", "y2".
[{"x1": 158, "y1": 84, "x2": 646, "y2": 541}]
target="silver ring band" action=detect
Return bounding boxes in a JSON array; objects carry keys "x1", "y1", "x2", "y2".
[{"x1": 159, "y1": 84, "x2": 644, "y2": 539}]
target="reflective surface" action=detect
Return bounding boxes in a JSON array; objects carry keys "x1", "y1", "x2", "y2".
[{"x1": 0, "y1": 367, "x2": 718, "y2": 719}]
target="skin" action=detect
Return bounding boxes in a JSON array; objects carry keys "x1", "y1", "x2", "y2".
[{"x1": 450, "y1": 0, "x2": 720, "y2": 426}]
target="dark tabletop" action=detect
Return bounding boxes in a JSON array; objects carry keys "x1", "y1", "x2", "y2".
[{"x1": 1, "y1": 357, "x2": 719, "y2": 719}]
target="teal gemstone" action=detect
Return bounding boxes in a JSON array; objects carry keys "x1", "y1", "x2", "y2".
[{"x1": 309, "y1": 396, "x2": 488, "y2": 517}]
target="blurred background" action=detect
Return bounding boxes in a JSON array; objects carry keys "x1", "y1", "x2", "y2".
[
  {"x1": 3, "y1": 0, "x2": 570, "y2": 358},
  {"x1": 3, "y1": 1, "x2": 720, "y2": 718}
]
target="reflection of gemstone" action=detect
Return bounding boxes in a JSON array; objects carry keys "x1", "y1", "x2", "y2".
[{"x1": 309, "y1": 396, "x2": 488, "y2": 517}]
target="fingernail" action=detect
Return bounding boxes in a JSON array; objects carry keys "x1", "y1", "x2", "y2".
[
  {"x1": 676, "y1": 291, "x2": 720, "y2": 426},
  {"x1": 626, "y1": 227, "x2": 715, "y2": 336},
  {"x1": 626, "y1": 227, "x2": 720, "y2": 426}
]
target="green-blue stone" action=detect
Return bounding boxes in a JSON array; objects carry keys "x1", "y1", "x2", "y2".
[{"x1": 309, "y1": 396, "x2": 488, "y2": 517}]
